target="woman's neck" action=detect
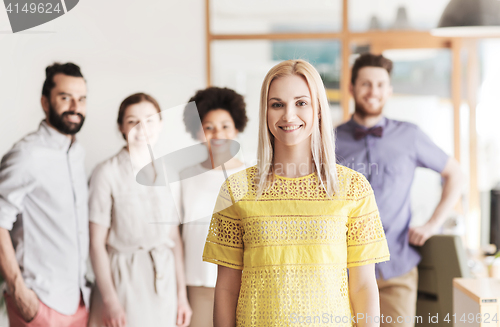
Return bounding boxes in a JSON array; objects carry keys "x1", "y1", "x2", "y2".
[
  {"x1": 125, "y1": 144, "x2": 154, "y2": 169},
  {"x1": 273, "y1": 139, "x2": 314, "y2": 178}
]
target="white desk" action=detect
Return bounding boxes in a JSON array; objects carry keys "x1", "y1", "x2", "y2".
[{"x1": 453, "y1": 278, "x2": 500, "y2": 327}]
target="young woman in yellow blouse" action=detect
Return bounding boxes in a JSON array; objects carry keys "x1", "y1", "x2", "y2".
[{"x1": 203, "y1": 60, "x2": 390, "y2": 327}]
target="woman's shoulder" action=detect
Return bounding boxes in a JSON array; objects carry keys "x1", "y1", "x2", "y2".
[
  {"x1": 335, "y1": 163, "x2": 359, "y2": 178},
  {"x1": 90, "y1": 149, "x2": 127, "y2": 181},
  {"x1": 225, "y1": 165, "x2": 257, "y2": 186},
  {"x1": 218, "y1": 165, "x2": 257, "y2": 199},
  {"x1": 179, "y1": 162, "x2": 249, "y2": 183},
  {"x1": 335, "y1": 164, "x2": 372, "y2": 200}
]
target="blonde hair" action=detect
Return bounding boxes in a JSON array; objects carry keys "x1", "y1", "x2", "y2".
[{"x1": 256, "y1": 59, "x2": 338, "y2": 197}]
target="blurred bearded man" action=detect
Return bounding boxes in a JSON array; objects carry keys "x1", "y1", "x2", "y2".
[{"x1": 0, "y1": 62, "x2": 90, "y2": 327}]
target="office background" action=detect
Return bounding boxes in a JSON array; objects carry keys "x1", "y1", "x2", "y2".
[{"x1": 0, "y1": 0, "x2": 499, "y2": 257}]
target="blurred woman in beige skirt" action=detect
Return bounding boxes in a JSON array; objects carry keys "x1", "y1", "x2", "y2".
[{"x1": 88, "y1": 93, "x2": 192, "y2": 327}]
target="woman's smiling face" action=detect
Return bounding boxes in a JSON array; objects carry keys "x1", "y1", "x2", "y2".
[
  {"x1": 197, "y1": 108, "x2": 238, "y2": 155},
  {"x1": 267, "y1": 74, "x2": 314, "y2": 147},
  {"x1": 119, "y1": 101, "x2": 162, "y2": 146}
]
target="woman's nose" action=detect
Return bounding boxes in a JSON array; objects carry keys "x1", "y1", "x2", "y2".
[
  {"x1": 282, "y1": 106, "x2": 297, "y2": 122},
  {"x1": 209, "y1": 127, "x2": 222, "y2": 138}
]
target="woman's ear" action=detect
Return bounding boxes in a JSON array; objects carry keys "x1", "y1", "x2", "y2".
[
  {"x1": 118, "y1": 122, "x2": 124, "y2": 135},
  {"x1": 118, "y1": 123, "x2": 127, "y2": 141},
  {"x1": 196, "y1": 127, "x2": 205, "y2": 142}
]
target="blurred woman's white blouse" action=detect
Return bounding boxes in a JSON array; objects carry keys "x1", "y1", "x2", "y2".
[{"x1": 179, "y1": 163, "x2": 246, "y2": 288}]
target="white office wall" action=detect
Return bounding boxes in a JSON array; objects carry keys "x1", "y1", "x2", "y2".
[{"x1": 0, "y1": 0, "x2": 206, "y2": 175}]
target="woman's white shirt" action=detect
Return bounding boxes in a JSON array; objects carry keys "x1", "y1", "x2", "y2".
[{"x1": 179, "y1": 163, "x2": 246, "y2": 287}]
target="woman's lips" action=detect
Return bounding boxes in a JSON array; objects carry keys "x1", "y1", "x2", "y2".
[
  {"x1": 279, "y1": 125, "x2": 303, "y2": 133},
  {"x1": 210, "y1": 139, "x2": 228, "y2": 146}
]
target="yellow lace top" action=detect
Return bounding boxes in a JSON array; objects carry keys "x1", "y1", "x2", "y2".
[{"x1": 203, "y1": 165, "x2": 390, "y2": 326}]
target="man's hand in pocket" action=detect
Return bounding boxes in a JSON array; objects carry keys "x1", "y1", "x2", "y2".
[{"x1": 13, "y1": 286, "x2": 39, "y2": 322}]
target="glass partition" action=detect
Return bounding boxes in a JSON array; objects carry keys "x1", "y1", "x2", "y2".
[
  {"x1": 211, "y1": 0, "x2": 342, "y2": 34},
  {"x1": 349, "y1": 0, "x2": 450, "y2": 32}
]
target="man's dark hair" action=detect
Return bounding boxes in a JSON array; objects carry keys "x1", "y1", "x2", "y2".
[
  {"x1": 42, "y1": 62, "x2": 84, "y2": 98},
  {"x1": 351, "y1": 53, "x2": 393, "y2": 85},
  {"x1": 183, "y1": 87, "x2": 248, "y2": 139}
]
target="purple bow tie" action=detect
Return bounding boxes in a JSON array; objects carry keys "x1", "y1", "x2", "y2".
[{"x1": 354, "y1": 126, "x2": 383, "y2": 140}]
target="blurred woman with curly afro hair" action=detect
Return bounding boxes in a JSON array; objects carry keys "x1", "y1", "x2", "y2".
[{"x1": 179, "y1": 87, "x2": 248, "y2": 327}]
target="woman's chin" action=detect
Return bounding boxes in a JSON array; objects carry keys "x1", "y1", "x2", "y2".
[{"x1": 210, "y1": 146, "x2": 233, "y2": 155}]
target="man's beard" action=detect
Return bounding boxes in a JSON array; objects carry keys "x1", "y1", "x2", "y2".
[
  {"x1": 353, "y1": 96, "x2": 384, "y2": 118},
  {"x1": 47, "y1": 102, "x2": 85, "y2": 135}
]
